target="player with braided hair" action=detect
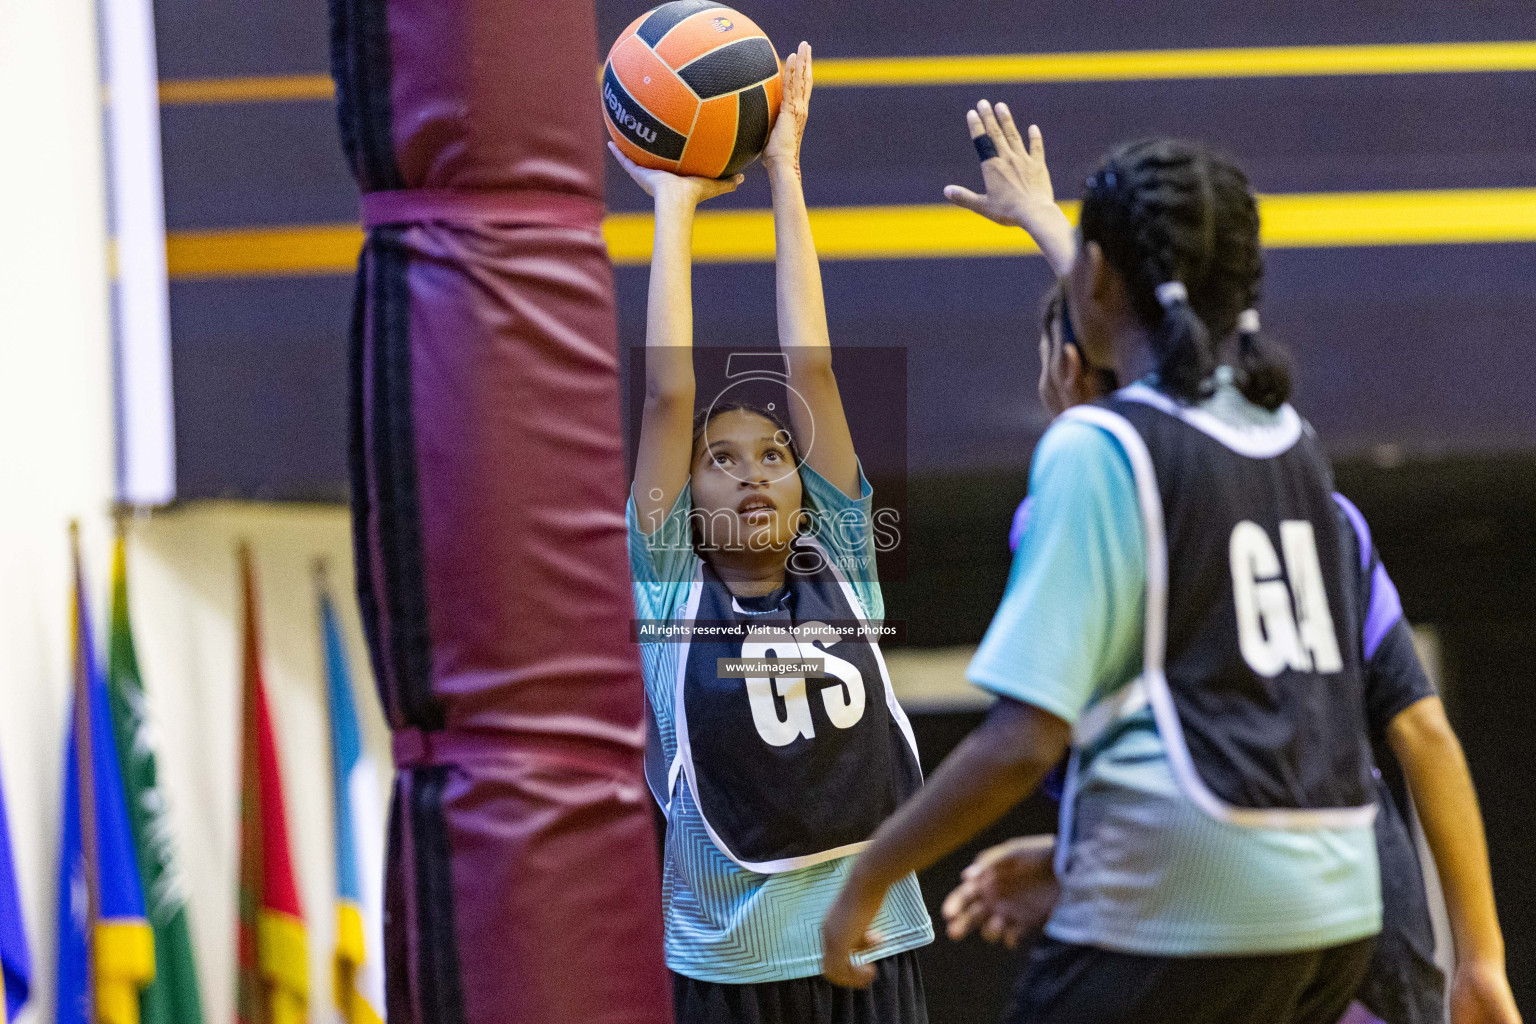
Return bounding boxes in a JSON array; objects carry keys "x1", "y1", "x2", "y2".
[
  {"x1": 823, "y1": 113, "x2": 1425, "y2": 1023},
  {"x1": 942, "y1": 104, "x2": 1517, "y2": 1024},
  {"x1": 1075, "y1": 135, "x2": 1299, "y2": 414}
]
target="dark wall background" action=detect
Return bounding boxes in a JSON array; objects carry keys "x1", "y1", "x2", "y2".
[
  {"x1": 147, "y1": 0, "x2": 1534, "y2": 1016},
  {"x1": 153, "y1": 0, "x2": 1536, "y2": 499}
]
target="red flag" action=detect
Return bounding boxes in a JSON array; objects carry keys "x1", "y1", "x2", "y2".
[{"x1": 236, "y1": 548, "x2": 308, "y2": 1024}]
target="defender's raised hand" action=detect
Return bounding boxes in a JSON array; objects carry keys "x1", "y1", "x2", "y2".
[
  {"x1": 763, "y1": 41, "x2": 814, "y2": 179},
  {"x1": 944, "y1": 100, "x2": 1075, "y2": 276}
]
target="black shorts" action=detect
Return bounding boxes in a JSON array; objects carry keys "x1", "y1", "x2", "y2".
[
  {"x1": 1004, "y1": 936, "x2": 1376, "y2": 1024},
  {"x1": 1353, "y1": 772, "x2": 1447, "y2": 1024},
  {"x1": 673, "y1": 950, "x2": 928, "y2": 1024},
  {"x1": 1350, "y1": 928, "x2": 1445, "y2": 1024}
]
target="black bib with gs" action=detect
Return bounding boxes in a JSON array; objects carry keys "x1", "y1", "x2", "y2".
[{"x1": 666, "y1": 536, "x2": 922, "y2": 873}]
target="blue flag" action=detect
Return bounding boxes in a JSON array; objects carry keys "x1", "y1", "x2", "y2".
[
  {"x1": 322, "y1": 587, "x2": 386, "y2": 1023},
  {"x1": 57, "y1": 554, "x2": 155, "y2": 1024},
  {"x1": 0, "y1": 761, "x2": 31, "y2": 1023}
]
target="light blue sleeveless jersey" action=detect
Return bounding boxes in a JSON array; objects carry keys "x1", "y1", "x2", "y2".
[
  {"x1": 969, "y1": 376, "x2": 1382, "y2": 955},
  {"x1": 628, "y1": 463, "x2": 932, "y2": 983}
]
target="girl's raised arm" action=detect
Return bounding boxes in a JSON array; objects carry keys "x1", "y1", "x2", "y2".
[
  {"x1": 763, "y1": 44, "x2": 862, "y2": 499},
  {"x1": 611, "y1": 143, "x2": 742, "y2": 531}
]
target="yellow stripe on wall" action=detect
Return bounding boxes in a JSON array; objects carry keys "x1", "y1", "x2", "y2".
[
  {"x1": 610, "y1": 189, "x2": 1536, "y2": 262},
  {"x1": 159, "y1": 74, "x2": 336, "y2": 105},
  {"x1": 1259, "y1": 188, "x2": 1536, "y2": 247},
  {"x1": 156, "y1": 40, "x2": 1536, "y2": 104},
  {"x1": 602, "y1": 203, "x2": 1056, "y2": 263},
  {"x1": 813, "y1": 40, "x2": 1536, "y2": 87},
  {"x1": 164, "y1": 188, "x2": 1536, "y2": 280},
  {"x1": 168, "y1": 224, "x2": 363, "y2": 278}
]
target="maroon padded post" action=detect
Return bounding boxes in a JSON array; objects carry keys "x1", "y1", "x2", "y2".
[{"x1": 331, "y1": 0, "x2": 671, "y2": 1020}]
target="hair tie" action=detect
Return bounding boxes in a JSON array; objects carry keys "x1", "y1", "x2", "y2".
[
  {"x1": 1155, "y1": 281, "x2": 1188, "y2": 309},
  {"x1": 1085, "y1": 168, "x2": 1117, "y2": 192},
  {"x1": 1237, "y1": 308, "x2": 1261, "y2": 334}
]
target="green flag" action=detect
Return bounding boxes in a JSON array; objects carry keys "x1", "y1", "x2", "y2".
[{"x1": 107, "y1": 534, "x2": 206, "y2": 1024}]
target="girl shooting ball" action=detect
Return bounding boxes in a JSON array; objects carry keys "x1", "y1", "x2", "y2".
[{"x1": 614, "y1": 43, "x2": 933, "y2": 1024}]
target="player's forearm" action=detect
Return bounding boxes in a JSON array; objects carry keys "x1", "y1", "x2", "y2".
[
  {"x1": 765, "y1": 158, "x2": 861, "y2": 495},
  {"x1": 1389, "y1": 697, "x2": 1506, "y2": 966},
  {"x1": 848, "y1": 699, "x2": 1069, "y2": 892},
  {"x1": 768, "y1": 162, "x2": 833, "y2": 366},
  {"x1": 1019, "y1": 203, "x2": 1076, "y2": 279},
  {"x1": 632, "y1": 190, "x2": 699, "y2": 523},
  {"x1": 645, "y1": 189, "x2": 700, "y2": 402}
]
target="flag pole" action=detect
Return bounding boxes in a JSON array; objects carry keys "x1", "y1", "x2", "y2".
[
  {"x1": 314, "y1": 557, "x2": 350, "y2": 1023},
  {"x1": 235, "y1": 543, "x2": 263, "y2": 1024},
  {"x1": 312, "y1": 558, "x2": 331, "y2": 619},
  {"x1": 69, "y1": 522, "x2": 101, "y2": 1024},
  {"x1": 312, "y1": 556, "x2": 356, "y2": 1024}
]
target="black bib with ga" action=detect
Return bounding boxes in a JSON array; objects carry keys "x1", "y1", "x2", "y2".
[
  {"x1": 1067, "y1": 385, "x2": 1376, "y2": 828},
  {"x1": 669, "y1": 536, "x2": 922, "y2": 872}
]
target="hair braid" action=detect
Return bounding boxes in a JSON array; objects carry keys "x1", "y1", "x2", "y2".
[{"x1": 1081, "y1": 139, "x2": 1292, "y2": 409}]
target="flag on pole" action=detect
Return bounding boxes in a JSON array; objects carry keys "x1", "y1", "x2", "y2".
[
  {"x1": 107, "y1": 533, "x2": 206, "y2": 1024},
  {"x1": 57, "y1": 529, "x2": 157, "y2": 1024},
  {"x1": 0, "y1": 760, "x2": 32, "y2": 1024},
  {"x1": 318, "y1": 574, "x2": 386, "y2": 1024},
  {"x1": 235, "y1": 548, "x2": 308, "y2": 1024}
]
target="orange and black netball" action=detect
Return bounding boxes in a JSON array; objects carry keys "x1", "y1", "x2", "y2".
[{"x1": 603, "y1": 1, "x2": 783, "y2": 178}]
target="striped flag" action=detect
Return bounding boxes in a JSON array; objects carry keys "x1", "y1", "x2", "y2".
[
  {"x1": 236, "y1": 549, "x2": 308, "y2": 1024},
  {"x1": 57, "y1": 530, "x2": 157, "y2": 1024},
  {"x1": 0, "y1": 760, "x2": 31, "y2": 1024},
  {"x1": 106, "y1": 534, "x2": 205, "y2": 1024},
  {"x1": 318, "y1": 574, "x2": 385, "y2": 1024}
]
